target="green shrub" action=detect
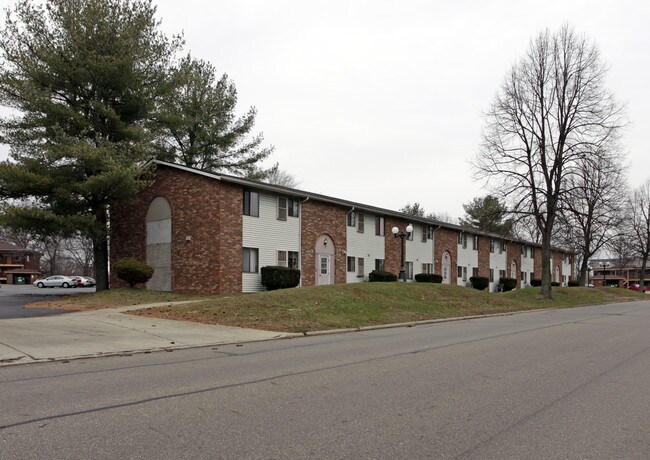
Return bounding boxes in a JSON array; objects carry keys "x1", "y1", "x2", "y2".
[
  {"x1": 530, "y1": 278, "x2": 542, "y2": 287},
  {"x1": 369, "y1": 270, "x2": 398, "y2": 282},
  {"x1": 498, "y1": 277, "x2": 517, "y2": 292},
  {"x1": 113, "y1": 258, "x2": 154, "y2": 288},
  {"x1": 260, "y1": 266, "x2": 301, "y2": 291},
  {"x1": 469, "y1": 276, "x2": 489, "y2": 290},
  {"x1": 415, "y1": 273, "x2": 443, "y2": 283},
  {"x1": 567, "y1": 279, "x2": 579, "y2": 287},
  {"x1": 551, "y1": 281, "x2": 560, "y2": 287}
]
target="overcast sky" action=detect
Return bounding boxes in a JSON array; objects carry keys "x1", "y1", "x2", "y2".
[{"x1": 1, "y1": 0, "x2": 648, "y2": 220}]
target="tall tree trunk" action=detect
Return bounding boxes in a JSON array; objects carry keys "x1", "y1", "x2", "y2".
[
  {"x1": 93, "y1": 206, "x2": 109, "y2": 292},
  {"x1": 579, "y1": 257, "x2": 590, "y2": 285},
  {"x1": 540, "y1": 230, "x2": 553, "y2": 299}
]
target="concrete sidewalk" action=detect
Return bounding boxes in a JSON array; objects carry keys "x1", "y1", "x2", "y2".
[{"x1": 0, "y1": 302, "x2": 293, "y2": 366}]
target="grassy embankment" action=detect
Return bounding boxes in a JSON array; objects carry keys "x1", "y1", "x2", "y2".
[{"x1": 32, "y1": 283, "x2": 646, "y2": 333}]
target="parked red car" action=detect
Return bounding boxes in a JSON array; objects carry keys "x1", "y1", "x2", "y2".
[{"x1": 627, "y1": 284, "x2": 647, "y2": 292}]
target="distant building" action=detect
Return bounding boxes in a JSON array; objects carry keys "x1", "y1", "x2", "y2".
[
  {"x1": 0, "y1": 242, "x2": 41, "y2": 284},
  {"x1": 110, "y1": 160, "x2": 575, "y2": 294},
  {"x1": 588, "y1": 258, "x2": 650, "y2": 288}
]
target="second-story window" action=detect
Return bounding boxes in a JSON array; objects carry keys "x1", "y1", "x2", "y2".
[
  {"x1": 473, "y1": 235, "x2": 479, "y2": 250},
  {"x1": 375, "y1": 217, "x2": 385, "y2": 236},
  {"x1": 357, "y1": 213, "x2": 365, "y2": 233},
  {"x1": 243, "y1": 190, "x2": 259, "y2": 217},
  {"x1": 348, "y1": 211, "x2": 356, "y2": 227},
  {"x1": 288, "y1": 198, "x2": 299, "y2": 217},
  {"x1": 277, "y1": 197, "x2": 287, "y2": 220}
]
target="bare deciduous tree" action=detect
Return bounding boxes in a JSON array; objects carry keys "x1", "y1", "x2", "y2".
[
  {"x1": 629, "y1": 180, "x2": 650, "y2": 288},
  {"x1": 474, "y1": 25, "x2": 625, "y2": 298},
  {"x1": 560, "y1": 149, "x2": 628, "y2": 284}
]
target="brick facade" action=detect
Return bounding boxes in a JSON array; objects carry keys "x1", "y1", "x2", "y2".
[
  {"x1": 384, "y1": 217, "x2": 409, "y2": 277},
  {"x1": 110, "y1": 165, "x2": 242, "y2": 294},
  {"x1": 300, "y1": 200, "x2": 347, "y2": 286},
  {"x1": 110, "y1": 162, "x2": 576, "y2": 294},
  {"x1": 478, "y1": 236, "x2": 490, "y2": 278},
  {"x1": 506, "y1": 242, "x2": 522, "y2": 288},
  {"x1": 433, "y1": 227, "x2": 458, "y2": 285}
]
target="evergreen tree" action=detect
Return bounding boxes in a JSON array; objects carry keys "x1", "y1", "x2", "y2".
[
  {"x1": 153, "y1": 55, "x2": 274, "y2": 177},
  {"x1": 459, "y1": 195, "x2": 513, "y2": 235},
  {"x1": 0, "y1": 0, "x2": 181, "y2": 291}
]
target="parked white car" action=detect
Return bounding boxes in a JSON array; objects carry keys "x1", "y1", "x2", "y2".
[
  {"x1": 76, "y1": 276, "x2": 96, "y2": 287},
  {"x1": 33, "y1": 275, "x2": 78, "y2": 288}
]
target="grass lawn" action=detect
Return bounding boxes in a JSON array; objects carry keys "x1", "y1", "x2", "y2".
[{"x1": 35, "y1": 283, "x2": 647, "y2": 332}]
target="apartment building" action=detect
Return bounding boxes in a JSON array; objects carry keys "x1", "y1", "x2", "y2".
[
  {"x1": 110, "y1": 160, "x2": 575, "y2": 293},
  {"x1": 0, "y1": 242, "x2": 41, "y2": 284}
]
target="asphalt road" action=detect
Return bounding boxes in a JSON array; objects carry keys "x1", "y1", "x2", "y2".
[
  {"x1": 1, "y1": 300, "x2": 649, "y2": 459},
  {"x1": 0, "y1": 285, "x2": 94, "y2": 318}
]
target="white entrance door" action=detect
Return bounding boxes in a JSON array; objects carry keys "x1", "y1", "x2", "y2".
[
  {"x1": 442, "y1": 252, "x2": 451, "y2": 284},
  {"x1": 317, "y1": 254, "x2": 331, "y2": 285}
]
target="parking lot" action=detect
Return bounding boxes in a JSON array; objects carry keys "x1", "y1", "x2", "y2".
[{"x1": 0, "y1": 284, "x2": 95, "y2": 319}]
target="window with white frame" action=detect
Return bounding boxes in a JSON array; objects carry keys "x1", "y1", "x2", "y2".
[
  {"x1": 277, "y1": 250, "x2": 287, "y2": 266},
  {"x1": 462, "y1": 266, "x2": 467, "y2": 281},
  {"x1": 357, "y1": 213, "x2": 365, "y2": 233},
  {"x1": 473, "y1": 235, "x2": 479, "y2": 250},
  {"x1": 499, "y1": 269, "x2": 506, "y2": 279},
  {"x1": 375, "y1": 259, "x2": 384, "y2": 271},
  {"x1": 288, "y1": 198, "x2": 299, "y2": 217},
  {"x1": 347, "y1": 211, "x2": 356, "y2": 227},
  {"x1": 357, "y1": 257, "x2": 364, "y2": 277},
  {"x1": 457, "y1": 266, "x2": 463, "y2": 278},
  {"x1": 422, "y1": 224, "x2": 428, "y2": 242},
  {"x1": 427, "y1": 226, "x2": 434, "y2": 240},
  {"x1": 458, "y1": 233, "x2": 467, "y2": 249},
  {"x1": 277, "y1": 250, "x2": 299, "y2": 268},
  {"x1": 490, "y1": 268, "x2": 494, "y2": 282},
  {"x1": 375, "y1": 217, "x2": 385, "y2": 236},
  {"x1": 242, "y1": 248, "x2": 258, "y2": 273},
  {"x1": 422, "y1": 263, "x2": 433, "y2": 274},
  {"x1": 472, "y1": 267, "x2": 479, "y2": 277},
  {"x1": 490, "y1": 238, "x2": 495, "y2": 253},
  {"x1": 243, "y1": 190, "x2": 259, "y2": 217},
  {"x1": 406, "y1": 262, "x2": 413, "y2": 280},
  {"x1": 521, "y1": 271, "x2": 526, "y2": 282},
  {"x1": 277, "y1": 197, "x2": 287, "y2": 220},
  {"x1": 288, "y1": 251, "x2": 299, "y2": 269},
  {"x1": 500, "y1": 240, "x2": 506, "y2": 253},
  {"x1": 347, "y1": 256, "x2": 355, "y2": 272}
]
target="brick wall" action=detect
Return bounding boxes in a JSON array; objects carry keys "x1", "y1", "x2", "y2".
[
  {"x1": 110, "y1": 165, "x2": 242, "y2": 294},
  {"x1": 300, "y1": 200, "x2": 347, "y2": 286},
  {"x1": 506, "y1": 242, "x2": 522, "y2": 288},
  {"x1": 478, "y1": 236, "x2": 490, "y2": 278},
  {"x1": 434, "y1": 227, "x2": 458, "y2": 285},
  {"x1": 384, "y1": 217, "x2": 407, "y2": 277}
]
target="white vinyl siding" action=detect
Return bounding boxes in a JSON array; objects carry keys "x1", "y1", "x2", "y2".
[
  {"x1": 489, "y1": 246, "x2": 507, "y2": 292},
  {"x1": 520, "y1": 247, "x2": 535, "y2": 286},
  {"x1": 403, "y1": 224, "x2": 434, "y2": 281},
  {"x1": 346, "y1": 212, "x2": 385, "y2": 283},
  {"x1": 457, "y1": 236, "x2": 478, "y2": 287},
  {"x1": 243, "y1": 192, "x2": 300, "y2": 292}
]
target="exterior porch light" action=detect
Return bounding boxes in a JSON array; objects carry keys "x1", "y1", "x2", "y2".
[
  {"x1": 392, "y1": 224, "x2": 413, "y2": 282},
  {"x1": 599, "y1": 261, "x2": 610, "y2": 287}
]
